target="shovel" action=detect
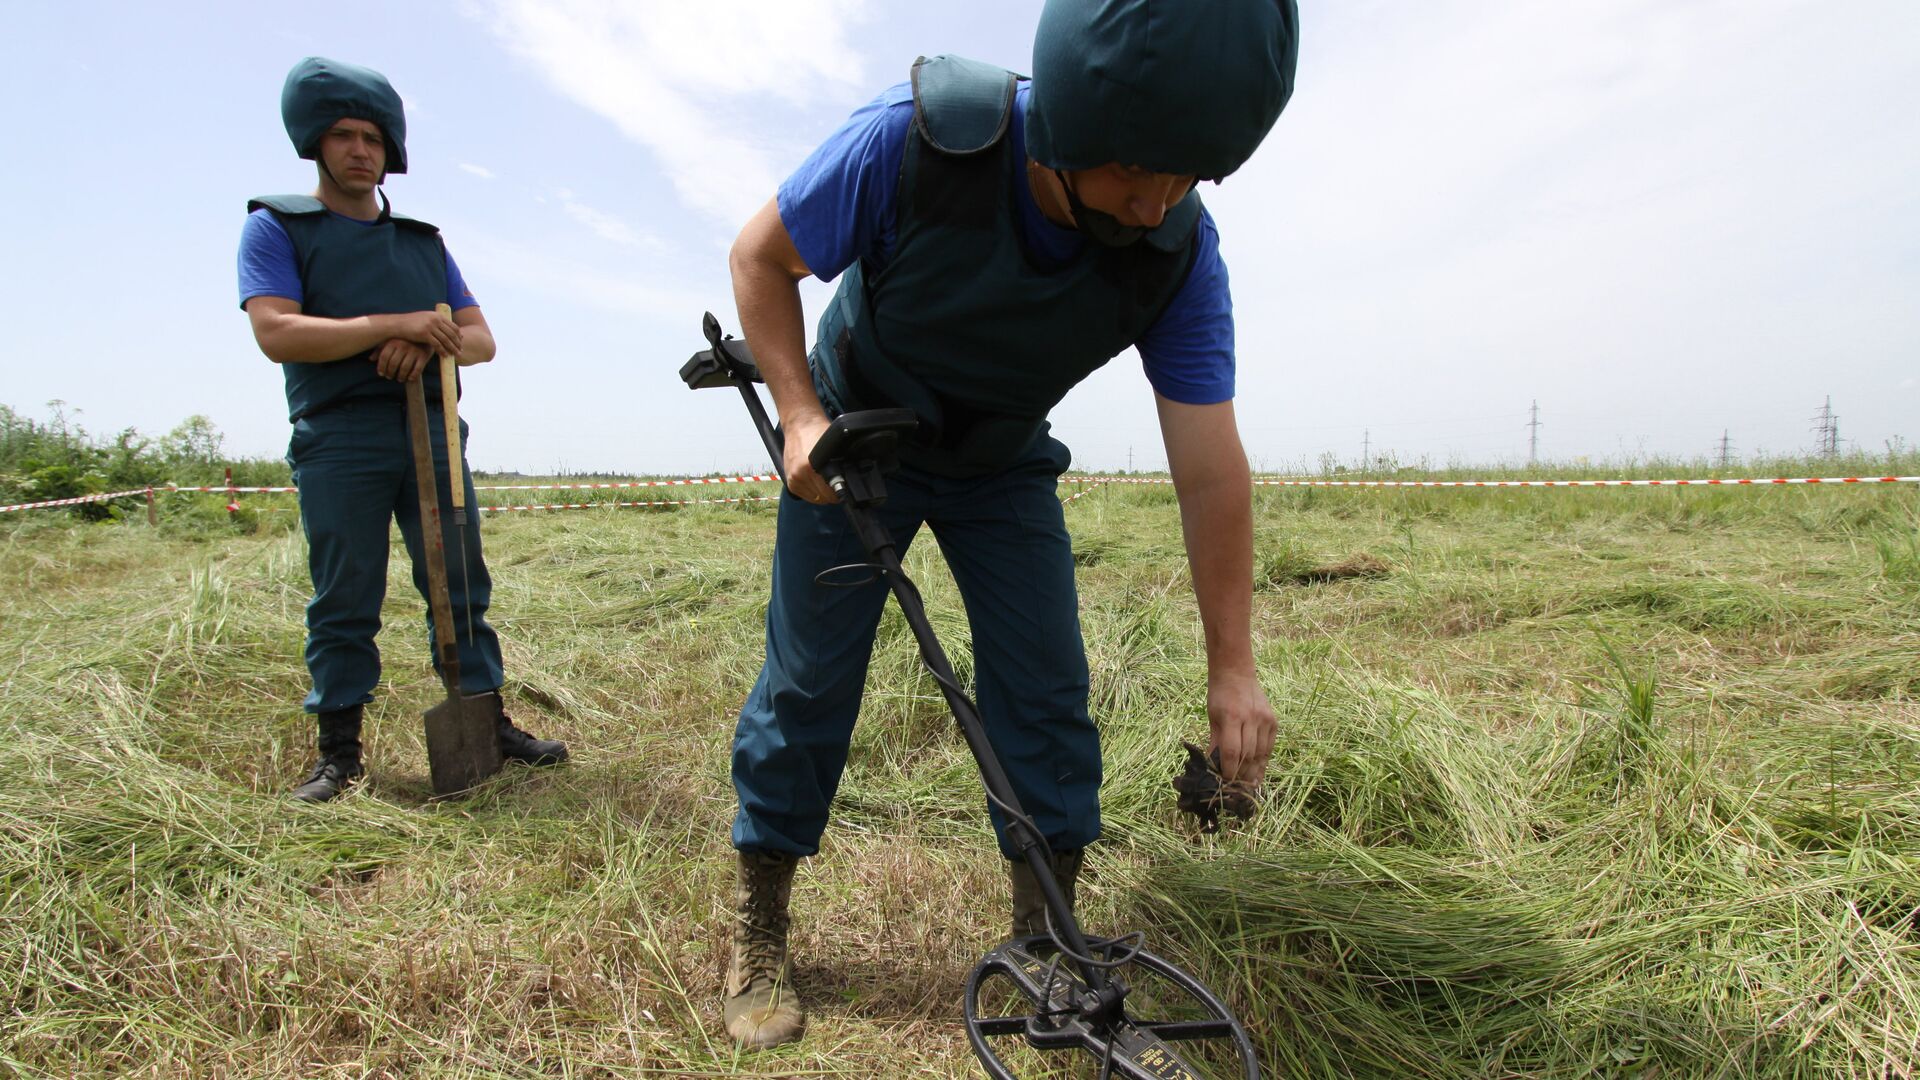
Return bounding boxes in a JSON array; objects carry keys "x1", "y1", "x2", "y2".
[{"x1": 403, "y1": 304, "x2": 503, "y2": 796}]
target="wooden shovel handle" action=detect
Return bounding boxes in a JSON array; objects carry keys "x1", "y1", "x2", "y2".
[
  {"x1": 405, "y1": 374, "x2": 461, "y2": 692},
  {"x1": 436, "y1": 303, "x2": 465, "y2": 511}
]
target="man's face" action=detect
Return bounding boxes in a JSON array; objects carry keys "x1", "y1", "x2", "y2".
[
  {"x1": 1062, "y1": 164, "x2": 1197, "y2": 230},
  {"x1": 317, "y1": 118, "x2": 387, "y2": 194}
]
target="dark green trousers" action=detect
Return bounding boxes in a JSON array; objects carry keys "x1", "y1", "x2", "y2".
[
  {"x1": 730, "y1": 435, "x2": 1102, "y2": 860},
  {"x1": 288, "y1": 397, "x2": 503, "y2": 713}
]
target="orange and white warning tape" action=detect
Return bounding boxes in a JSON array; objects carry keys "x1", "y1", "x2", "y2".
[
  {"x1": 474, "y1": 474, "x2": 779, "y2": 491},
  {"x1": 0, "y1": 487, "x2": 153, "y2": 513},
  {"x1": 479, "y1": 495, "x2": 775, "y2": 512},
  {"x1": 1065, "y1": 475, "x2": 1920, "y2": 488},
  {"x1": 12, "y1": 472, "x2": 1916, "y2": 517},
  {"x1": 162, "y1": 475, "x2": 780, "y2": 496},
  {"x1": 1060, "y1": 483, "x2": 1106, "y2": 505}
]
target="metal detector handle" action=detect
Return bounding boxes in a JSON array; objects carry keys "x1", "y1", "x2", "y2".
[{"x1": 806, "y1": 409, "x2": 918, "y2": 504}]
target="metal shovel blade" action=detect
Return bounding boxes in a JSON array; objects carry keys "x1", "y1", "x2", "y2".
[{"x1": 423, "y1": 692, "x2": 503, "y2": 797}]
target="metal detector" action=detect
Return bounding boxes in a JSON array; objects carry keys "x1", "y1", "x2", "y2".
[{"x1": 682, "y1": 313, "x2": 1262, "y2": 1079}]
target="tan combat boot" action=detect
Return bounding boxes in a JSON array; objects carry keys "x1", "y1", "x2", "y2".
[
  {"x1": 723, "y1": 849, "x2": 805, "y2": 1048},
  {"x1": 1008, "y1": 848, "x2": 1084, "y2": 939}
]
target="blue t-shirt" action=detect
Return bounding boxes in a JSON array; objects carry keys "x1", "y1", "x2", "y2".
[
  {"x1": 777, "y1": 81, "x2": 1235, "y2": 405},
  {"x1": 236, "y1": 207, "x2": 478, "y2": 311}
]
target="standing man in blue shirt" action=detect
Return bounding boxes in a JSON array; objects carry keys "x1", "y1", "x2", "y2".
[
  {"x1": 238, "y1": 57, "x2": 567, "y2": 803},
  {"x1": 718, "y1": 0, "x2": 1299, "y2": 1048}
]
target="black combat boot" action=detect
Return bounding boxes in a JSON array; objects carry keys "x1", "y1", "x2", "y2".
[
  {"x1": 291, "y1": 705, "x2": 365, "y2": 802},
  {"x1": 473, "y1": 691, "x2": 569, "y2": 766}
]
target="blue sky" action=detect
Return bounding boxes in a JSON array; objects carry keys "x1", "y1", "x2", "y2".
[{"x1": 4, "y1": 1, "x2": 1915, "y2": 474}]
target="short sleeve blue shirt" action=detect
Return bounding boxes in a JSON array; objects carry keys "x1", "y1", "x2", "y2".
[
  {"x1": 236, "y1": 208, "x2": 478, "y2": 312},
  {"x1": 777, "y1": 82, "x2": 1235, "y2": 405}
]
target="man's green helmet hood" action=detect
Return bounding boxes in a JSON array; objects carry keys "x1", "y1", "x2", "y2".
[
  {"x1": 281, "y1": 57, "x2": 408, "y2": 175},
  {"x1": 1025, "y1": 0, "x2": 1299, "y2": 181}
]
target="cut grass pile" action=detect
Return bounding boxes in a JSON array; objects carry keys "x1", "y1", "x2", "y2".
[{"x1": 2, "y1": 477, "x2": 1917, "y2": 1077}]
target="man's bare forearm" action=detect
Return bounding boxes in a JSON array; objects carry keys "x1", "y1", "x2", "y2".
[
  {"x1": 729, "y1": 202, "x2": 824, "y2": 431},
  {"x1": 250, "y1": 310, "x2": 411, "y2": 364},
  {"x1": 452, "y1": 310, "x2": 496, "y2": 366},
  {"x1": 729, "y1": 197, "x2": 843, "y2": 503},
  {"x1": 731, "y1": 261, "x2": 822, "y2": 428},
  {"x1": 1176, "y1": 445, "x2": 1257, "y2": 675}
]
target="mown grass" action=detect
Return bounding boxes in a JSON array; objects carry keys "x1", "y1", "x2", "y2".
[{"x1": 3, "y1": 475, "x2": 1918, "y2": 1077}]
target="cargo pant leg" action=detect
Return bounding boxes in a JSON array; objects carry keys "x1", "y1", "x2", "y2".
[
  {"x1": 731, "y1": 483, "x2": 927, "y2": 856},
  {"x1": 291, "y1": 403, "x2": 405, "y2": 713},
  {"x1": 926, "y1": 439, "x2": 1101, "y2": 859}
]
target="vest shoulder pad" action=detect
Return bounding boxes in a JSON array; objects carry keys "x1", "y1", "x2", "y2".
[
  {"x1": 910, "y1": 55, "x2": 1017, "y2": 157},
  {"x1": 248, "y1": 194, "x2": 326, "y2": 216},
  {"x1": 246, "y1": 194, "x2": 439, "y2": 235},
  {"x1": 385, "y1": 211, "x2": 440, "y2": 236}
]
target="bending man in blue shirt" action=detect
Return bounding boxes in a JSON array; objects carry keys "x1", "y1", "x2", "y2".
[
  {"x1": 238, "y1": 57, "x2": 567, "y2": 803},
  {"x1": 719, "y1": 0, "x2": 1300, "y2": 1049}
]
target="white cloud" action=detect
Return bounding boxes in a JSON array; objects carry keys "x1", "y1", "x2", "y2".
[
  {"x1": 559, "y1": 196, "x2": 670, "y2": 253},
  {"x1": 474, "y1": 0, "x2": 871, "y2": 228},
  {"x1": 452, "y1": 224, "x2": 711, "y2": 319},
  {"x1": 459, "y1": 162, "x2": 497, "y2": 179}
]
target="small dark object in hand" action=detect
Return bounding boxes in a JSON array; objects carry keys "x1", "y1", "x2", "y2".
[{"x1": 1172, "y1": 741, "x2": 1258, "y2": 833}]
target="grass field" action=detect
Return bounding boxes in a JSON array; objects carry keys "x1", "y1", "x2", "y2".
[{"x1": 3, "y1": 472, "x2": 1918, "y2": 1077}]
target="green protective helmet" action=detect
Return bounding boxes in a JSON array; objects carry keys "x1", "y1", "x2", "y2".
[
  {"x1": 280, "y1": 57, "x2": 409, "y2": 175},
  {"x1": 1025, "y1": 0, "x2": 1299, "y2": 181}
]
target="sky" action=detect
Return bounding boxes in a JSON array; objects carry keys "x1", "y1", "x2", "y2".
[{"x1": 2, "y1": 0, "x2": 1915, "y2": 476}]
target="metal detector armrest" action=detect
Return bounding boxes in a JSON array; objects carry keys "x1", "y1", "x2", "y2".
[
  {"x1": 681, "y1": 311, "x2": 765, "y2": 390},
  {"x1": 679, "y1": 338, "x2": 762, "y2": 389}
]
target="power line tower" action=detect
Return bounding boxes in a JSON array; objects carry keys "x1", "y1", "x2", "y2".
[
  {"x1": 1811, "y1": 397, "x2": 1839, "y2": 457},
  {"x1": 1527, "y1": 400, "x2": 1542, "y2": 466},
  {"x1": 1360, "y1": 429, "x2": 1370, "y2": 472},
  {"x1": 1715, "y1": 429, "x2": 1735, "y2": 470}
]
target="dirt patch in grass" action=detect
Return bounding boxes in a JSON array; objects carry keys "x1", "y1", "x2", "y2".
[{"x1": 1278, "y1": 552, "x2": 1392, "y2": 586}]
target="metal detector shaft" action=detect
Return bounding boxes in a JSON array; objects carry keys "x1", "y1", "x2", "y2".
[
  {"x1": 738, "y1": 381, "x2": 787, "y2": 484},
  {"x1": 849, "y1": 521, "x2": 1106, "y2": 987}
]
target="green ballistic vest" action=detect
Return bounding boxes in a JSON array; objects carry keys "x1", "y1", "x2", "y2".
[
  {"x1": 811, "y1": 55, "x2": 1201, "y2": 477},
  {"x1": 247, "y1": 194, "x2": 453, "y2": 421}
]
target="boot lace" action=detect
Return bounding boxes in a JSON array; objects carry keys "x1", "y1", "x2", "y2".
[{"x1": 736, "y1": 854, "x2": 794, "y2": 989}]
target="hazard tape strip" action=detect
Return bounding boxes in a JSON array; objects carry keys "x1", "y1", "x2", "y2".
[
  {"x1": 1065, "y1": 475, "x2": 1920, "y2": 488},
  {"x1": 161, "y1": 475, "x2": 780, "y2": 495},
  {"x1": 0, "y1": 487, "x2": 153, "y2": 513},
  {"x1": 1060, "y1": 482, "x2": 1107, "y2": 505},
  {"x1": 12, "y1": 472, "x2": 1916, "y2": 516},
  {"x1": 479, "y1": 496, "x2": 776, "y2": 512},
  {"x1": 473, "y1": 475, "x2": 778, "y2": 491}
]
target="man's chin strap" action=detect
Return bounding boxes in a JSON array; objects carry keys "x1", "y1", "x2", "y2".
[
  {"x1": 315, "y1": 159, "x2": 392, "y2": 218},
  {"x1": 1053, "y1": 168, "x2": 1147, "y2": 248}
]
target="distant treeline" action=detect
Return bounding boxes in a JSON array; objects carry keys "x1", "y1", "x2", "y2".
[{"x1": 0, "y1": 402, "x2": 290, "y2": 519}]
